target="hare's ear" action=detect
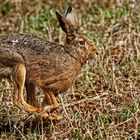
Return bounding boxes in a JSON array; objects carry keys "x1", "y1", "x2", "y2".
[
  {"x1": 65, "y1": 6, "x2": 78, "y2": 26},
  {"x1": 56, "y1": 12, "x2": 69, "y2": 33}
]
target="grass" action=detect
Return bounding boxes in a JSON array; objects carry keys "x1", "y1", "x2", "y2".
[{"x1": 0, "y1": 0, "x2": 140, "y2": 139}]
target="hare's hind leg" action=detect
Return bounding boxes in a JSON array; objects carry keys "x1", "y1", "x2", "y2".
[
  {"x1": 42, "y1": 90, "x2": 59, "y2": 112},
  {"x1": 12, "y1": 63, "x2": 41, "y2": 112},
  {"x1": 12, "y1": 63, "x2": 59, "y2": 120}
]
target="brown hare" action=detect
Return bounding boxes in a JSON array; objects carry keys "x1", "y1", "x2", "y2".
[{"x1": 0, "y1": 6, "x2": 96, "y2": 120}]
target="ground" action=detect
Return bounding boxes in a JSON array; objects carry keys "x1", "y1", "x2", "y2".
[{"x1": 0, "y1": 0, "x2": 140, "y2": 139}]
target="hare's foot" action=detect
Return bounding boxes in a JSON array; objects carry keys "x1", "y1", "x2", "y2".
[
  {"x1": 42, "y1": 89, "x2": 59, "y2": 112},
  {"x1": 19, "y1": 101, "x2": 61, "y2": 120},
  {"x1": 15, "y1": 100, "x2": 49, "y2": 117},
  {"x1": 48, "y1": 113, "x2": 63, "y2": 120},
  {"x1": 14, "y1": 99, "x2": 60, "y2": 120}
]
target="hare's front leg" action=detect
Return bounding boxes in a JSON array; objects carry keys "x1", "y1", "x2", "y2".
[
  {"x1": 42, "y1": 90, "x2": 59, "y2": 112},
  {"x1": 41, "y1": 89, "x2": 62, "y2": 120},
  {"x1": 12, "y1": 63, "x2": 59, "y2": 120}
]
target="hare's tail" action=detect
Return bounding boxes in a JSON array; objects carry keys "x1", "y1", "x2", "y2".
[
  {"x1": 0, "y1": 66, "x2": 11, "y2": 78},
  {"x1": 0, "y1": 47, "x2": 24, "y2": 64},
  {"x1": 0, "y1": 45, "x2": 24, "y2": 79}
]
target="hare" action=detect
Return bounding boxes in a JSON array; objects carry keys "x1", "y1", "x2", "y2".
[{"x1": 0, "y1": 6, "x2": 96, "y2": 120}]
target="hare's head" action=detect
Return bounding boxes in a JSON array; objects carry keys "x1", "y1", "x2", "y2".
[{"x1": 56, "y1": 6, "x2": 97, "y2": 63}]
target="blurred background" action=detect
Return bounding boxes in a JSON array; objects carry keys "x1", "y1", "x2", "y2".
[{"x1": 0, "y1": 0, "x2": 140, "y2": 139}]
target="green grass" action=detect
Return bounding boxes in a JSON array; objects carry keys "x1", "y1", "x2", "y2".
[
  {"x1": 24, "y1": 8, "x2": 57, "y2": 32},
  {"x1": 89, "y1": 4, "x2": 129, "y2": 23},
  {"x1": 0, "y1": 0, "x2": 11, "y2": 15}
]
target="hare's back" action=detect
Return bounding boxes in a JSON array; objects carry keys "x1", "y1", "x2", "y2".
[
  {"x1": 7, "y1": 34, "x2": 70, "y2": 58},
  {"x1": 6, "y1": 33, "x2": 52, "y2": 52}
]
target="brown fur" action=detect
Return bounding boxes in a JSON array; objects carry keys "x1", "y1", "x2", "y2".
[{"x1": 0, "y1": 6, "x2": 96, "y2": 120}]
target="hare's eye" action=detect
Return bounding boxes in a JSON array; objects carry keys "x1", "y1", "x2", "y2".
[{"x1": 79, "y1": 40, "x2": 85, "y2": 46}]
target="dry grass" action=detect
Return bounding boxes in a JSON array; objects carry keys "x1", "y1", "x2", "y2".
[{"x1": 0, "y1": 0, "x2": 140, "y2": 139}]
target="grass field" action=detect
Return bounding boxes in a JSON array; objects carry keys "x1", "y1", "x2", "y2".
[{"x1": 0, "y1": 0, "x2": 140, "y2": 139}]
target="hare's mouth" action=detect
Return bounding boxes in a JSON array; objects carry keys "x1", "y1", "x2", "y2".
[
  {"x1": 86, "y1": 54, "x2": 97, "y2": 65},
  {"x1": 86, "y1": 48, "x2": 97, "y2": 61}
]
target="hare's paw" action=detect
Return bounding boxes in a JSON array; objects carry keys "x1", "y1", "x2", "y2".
[
  {"x1": 15, "y1": 100, "x2": 49, "y2": 118},
  {"x1": 48, "y1": 113, "x2": 63, "y2": 120}
]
